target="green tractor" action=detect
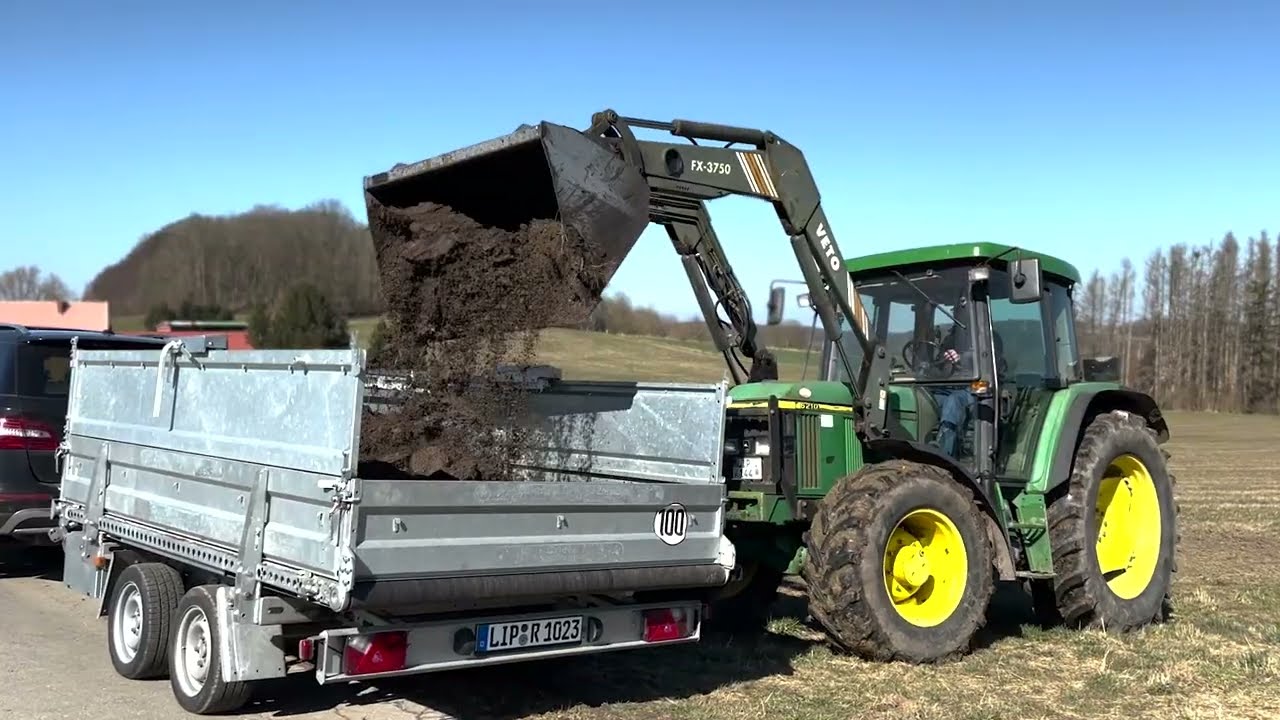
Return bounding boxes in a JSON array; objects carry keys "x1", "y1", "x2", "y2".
[
  {"x1": 718, "y1": 243, "x2": 1178, "y2": 660},
  {"x1": 369, "y1": 109, "x2": 1179, "y2": 662}
]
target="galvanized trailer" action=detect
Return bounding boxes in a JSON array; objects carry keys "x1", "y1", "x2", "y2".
[{"x1": 54, "y1": 338, "x2": 735, "y2": 714}]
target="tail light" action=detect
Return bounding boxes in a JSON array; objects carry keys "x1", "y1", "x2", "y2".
[
  {"x1": 0, "y1": 415, "x2": 59, "y2": 452},
  {"x1": 642, "y1": 608, "x2": 696, "y2": 643},
  {"x1": 343, "y1": 631, "x2": 408, "y2": 676}
]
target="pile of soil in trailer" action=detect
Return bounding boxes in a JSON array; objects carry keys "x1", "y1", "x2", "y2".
[{"x1": 357, "y1": 200, "x2": 615, "y2": 480}]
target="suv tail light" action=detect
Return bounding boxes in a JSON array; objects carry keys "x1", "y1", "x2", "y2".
[
  {"x1": 0, "y1": 415, "x2": 59, "y2": 452},
  {"x1": 343, "y1": 631, "x2": 408, "y2": 676}
]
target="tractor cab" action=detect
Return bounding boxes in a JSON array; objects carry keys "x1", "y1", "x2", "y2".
[{"x1": 773, "y1": 242, "x2": 1084, "y2": 479}]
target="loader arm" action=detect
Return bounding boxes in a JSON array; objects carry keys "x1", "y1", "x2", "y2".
[
  {"x1": 661, "y1": 196, "x2": 770, "y2": 386},
  {"x1": 360, "y1": 108, "x2": 892, "y2": 435},
  {"x1": 585, "y1": 110, "x2": 888, "y2": 430}
]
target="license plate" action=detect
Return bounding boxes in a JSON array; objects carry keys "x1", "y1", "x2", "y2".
[
  {"x1": 474, "y1": 615, "x2": 583, "y2": 654},
  {"x1": 737, "y1": 457, "x2": 763, "y2": 480}
]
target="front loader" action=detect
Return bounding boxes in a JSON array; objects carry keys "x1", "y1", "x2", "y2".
[{"x1": 363, "y1": 110, "x2": 1179, "y2": 663}]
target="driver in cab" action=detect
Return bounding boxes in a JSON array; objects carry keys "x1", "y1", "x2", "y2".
[{"x1": 917, "y1": 312, "x2": 1006, "y2": 460}]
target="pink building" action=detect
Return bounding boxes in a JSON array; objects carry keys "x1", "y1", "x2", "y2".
[{"x1": 0, "y1": 300, "x2": 111, "y2": 332}]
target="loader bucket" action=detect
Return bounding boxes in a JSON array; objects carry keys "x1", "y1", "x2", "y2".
[{"x1": 362, "y1": 121, "x2": 651, "y2": 290}]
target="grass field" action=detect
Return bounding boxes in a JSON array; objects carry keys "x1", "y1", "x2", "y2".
[
  {"x1": 114, "y1": 314, "x2": 827, "y2": 383},
  {"x1": 112, "y1": 315, "x2": 1280, "y2": 718}
]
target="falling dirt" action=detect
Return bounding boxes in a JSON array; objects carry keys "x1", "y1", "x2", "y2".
[{"x1": 357, "y1": 200, "x2": 616, "y2": 480}]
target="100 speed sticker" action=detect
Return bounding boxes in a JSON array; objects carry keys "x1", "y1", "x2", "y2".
[{"x1": 653, "y1": 503, "x2": 689, "y2": 545}]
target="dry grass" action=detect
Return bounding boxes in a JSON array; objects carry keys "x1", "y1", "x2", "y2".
[{"x1": 112, "y1": 315, "x2": 1280, "y2": 718}]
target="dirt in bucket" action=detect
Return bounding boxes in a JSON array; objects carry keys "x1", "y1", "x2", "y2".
[{"x1": 356, "y1": 200, "x2": 615, "y2": 480}]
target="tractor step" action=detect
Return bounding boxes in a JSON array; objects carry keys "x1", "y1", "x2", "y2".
[
  {"x1": 1007, "y1": 522, "x2": 1047, "y2": 531},
  {"x1": 1015, "y1": 571, "x2": 1056, "y2": 580}
]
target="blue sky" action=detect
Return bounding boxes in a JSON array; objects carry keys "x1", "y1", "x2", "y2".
[{"x1": 2, "y1": 1, "x2": 1276, "y2": 320}]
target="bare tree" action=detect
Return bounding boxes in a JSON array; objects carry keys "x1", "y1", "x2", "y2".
[{"x1": 0, "y1": 265, "x2": 76, "y2": 301}]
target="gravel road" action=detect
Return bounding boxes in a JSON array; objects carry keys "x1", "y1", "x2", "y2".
[{"x1": 0, "y1": 548, "x2": 459, "y2": 720}]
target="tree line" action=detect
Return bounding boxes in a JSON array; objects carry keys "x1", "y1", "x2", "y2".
[
  {"x1": 0, "y1": 266, "x2": 74, "y2": 302},
  {"x1": 1076, "y1": 231, "x2": 1279, "y2": 415},
  {"x1": 84, "y1": 200, "x2": 382, "y2": 317}
]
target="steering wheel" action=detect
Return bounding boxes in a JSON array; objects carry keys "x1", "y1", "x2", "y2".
[{"x1": 902, "y1": 339, "x2": 957, "y2": 378}]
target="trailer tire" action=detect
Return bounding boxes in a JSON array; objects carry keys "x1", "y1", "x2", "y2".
[
  {"x1": 107, "y1": 561, "x2": 184, "y2": 680},
  {"x1": 169, "y1": 586, "x2": 252, "y2": 715}
]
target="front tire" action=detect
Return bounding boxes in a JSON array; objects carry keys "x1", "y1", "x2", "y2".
[
  {"x1": 802, "y1": 461, "x2": 994, "y2": 662},
  {"x1": 169, "y1": 585, "x2": 252, "y2": 715},
  {"x1": 107, "y1": 561, "x2": 184, "y2": 679},
  {"x1": 1042, "y1": 410, "x2": 1178, "y2": 630}
]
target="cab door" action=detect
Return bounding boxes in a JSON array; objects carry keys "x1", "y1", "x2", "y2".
[{"x1": 989, "y1": 276, "x2": 1078, "y2": 483}]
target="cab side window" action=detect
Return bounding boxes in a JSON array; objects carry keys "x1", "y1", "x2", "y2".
[
  {"x1": 1049, "y1": 282, "x2": 1082, "y2": 383},
  {"x1": 988, "y1": 273, "x2": 1050, "y2": 383}
]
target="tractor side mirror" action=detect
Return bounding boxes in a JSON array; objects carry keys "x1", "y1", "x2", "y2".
[
  {"x1": 767, "y1": 286, "x2": 785, "y2": 325},
  {"x1": 1009, "y1": 257, "x2": 1042, "y2": 304},
  {"x1": 796, "y1": 293, "x2": 811, "y2": 309}
]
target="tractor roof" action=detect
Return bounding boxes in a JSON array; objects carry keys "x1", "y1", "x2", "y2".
[{"x1": 846, "y1": 242, "x2": 1081, "y2": 285}]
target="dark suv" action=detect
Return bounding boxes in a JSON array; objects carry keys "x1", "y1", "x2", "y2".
[{"x1": 0, "y1": 325, "x2": 167, "y2": 544}]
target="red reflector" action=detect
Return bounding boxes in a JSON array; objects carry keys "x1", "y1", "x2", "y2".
[
  {"x1": 0, "y1": 415, "x2": 59, "y2": 452},
  {"x1": 643, "y1": 608, "x2": 695, "y2": 643},
  {"x1": 343, "y1": 631, "x2": 408, "y2": 676},
  {"x1": 297, "y1": 637, "x2": 315, "y2": 663}
]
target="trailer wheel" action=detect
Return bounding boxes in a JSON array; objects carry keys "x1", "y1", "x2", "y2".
[
  {"x1": 107, "y1": 561, "x2": 184, "y2": 679},
  {"x1": 169, "y1": 586, "x2": 252, "y2": 715}
]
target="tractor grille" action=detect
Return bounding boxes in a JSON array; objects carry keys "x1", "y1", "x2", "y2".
[{"x1": 795, "y1": 414, "x2": 822, "y2": 491}]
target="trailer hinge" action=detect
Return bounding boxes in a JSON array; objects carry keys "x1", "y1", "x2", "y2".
[{"x1": 319, "y1": 473, "x2": 360, "y2": 505}]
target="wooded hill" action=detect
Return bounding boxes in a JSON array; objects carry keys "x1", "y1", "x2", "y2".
[
  {"x1": 80, "y1": 203, "x2": 1278, "y2": 415},
  {"x1": 85, "y1": 201, "x2": 384, "y2": 317}
]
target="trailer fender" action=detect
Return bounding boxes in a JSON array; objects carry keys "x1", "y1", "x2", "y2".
[
  {"x1": 214, "y1": 586, "x2": 287, "y2": 683},
  {"x1": 94, "y1": 548, "x2": 143, "y2": 618}
]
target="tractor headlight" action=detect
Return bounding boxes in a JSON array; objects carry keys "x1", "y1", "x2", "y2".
[{"x1": 752, "y1": 440, "x2": 771, "y2": 456}]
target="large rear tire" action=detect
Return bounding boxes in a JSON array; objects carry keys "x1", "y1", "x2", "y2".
[
  {"x1": 802, "y1": 461, "x2": 994, "y2": 662},
  {"x1": 1042, "y1": 409, "x2": 1178, "y2": 630}
]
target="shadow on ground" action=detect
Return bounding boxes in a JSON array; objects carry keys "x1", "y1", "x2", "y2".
[
  {"x1": 0, "y1": 544, "x2": 63, "y2": 580},
  {"x1": 243, "y1": 576, "x2": 1050, "y2": 719},
  {"x1": 248, "y1": 587, "x2": 818, "y2": 720},
  {"x1": 973, "y1": 581, "x2": 1043, "y2": 650}
]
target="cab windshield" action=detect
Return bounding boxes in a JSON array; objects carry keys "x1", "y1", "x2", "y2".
[{"x1": 832, "y1": 266, "x2": 977, "y2": 385}]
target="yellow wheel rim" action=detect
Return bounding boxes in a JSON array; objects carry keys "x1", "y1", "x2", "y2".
[
  {"x1": 1095, "y1": 454, "x2": 1162, "y2": 600},
  {"x1": 881, "y1": 508, "x2": 968, "y2": 628}
]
